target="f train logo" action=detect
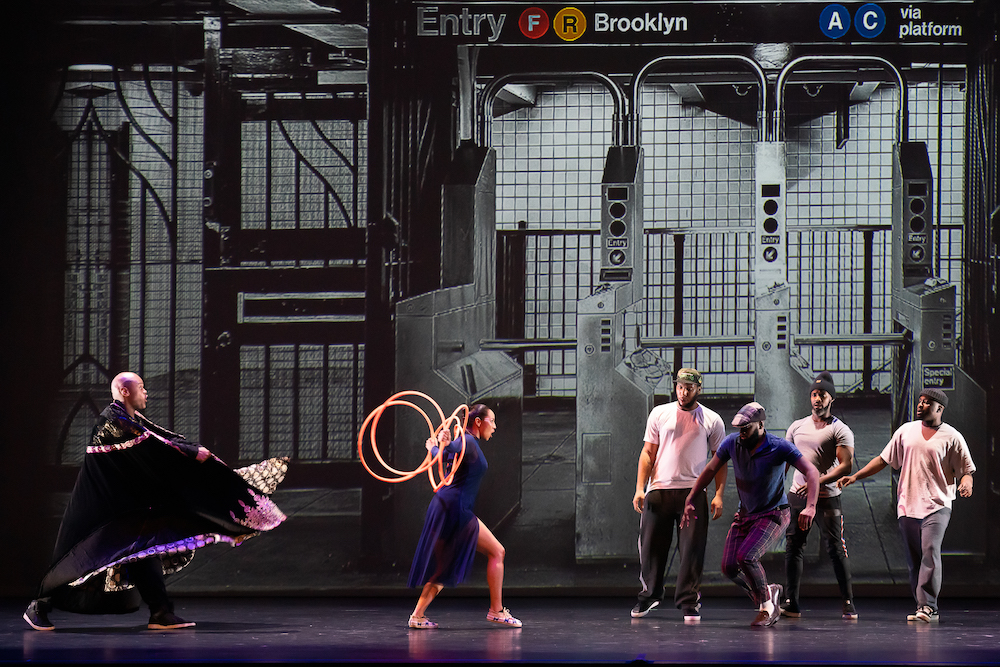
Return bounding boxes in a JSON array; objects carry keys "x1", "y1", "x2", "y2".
[
  {"x1": 820, "y1": 3, "x2": 886, "y2": 39},
  {"x1": 519, "y1": 7, "x2": 587, "y2": 41}
]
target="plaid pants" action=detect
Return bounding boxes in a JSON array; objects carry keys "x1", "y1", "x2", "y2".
[{"x1": 721, "y1": 506, "x2": 790, "y2": 605}]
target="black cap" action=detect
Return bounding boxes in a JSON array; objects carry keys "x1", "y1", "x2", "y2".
[{"x1": 810, "y1": 371, "x2": 837, "y2": 399}]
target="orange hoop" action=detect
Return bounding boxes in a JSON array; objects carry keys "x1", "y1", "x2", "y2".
[{"x1": 357, "y1": 391, "x2": 471, "y2": 492}]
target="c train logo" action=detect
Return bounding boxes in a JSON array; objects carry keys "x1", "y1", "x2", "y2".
[{"x1": 820, "y1": 3, "x2": 885, "y2": 39}]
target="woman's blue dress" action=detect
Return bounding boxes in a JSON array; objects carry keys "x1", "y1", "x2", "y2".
[{"x1": 407, "y1": 433, "x2": 488, "y2": 588}]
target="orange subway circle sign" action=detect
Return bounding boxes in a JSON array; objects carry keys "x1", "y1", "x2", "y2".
[{"x1": 554, "y1": 7, "x2": 587, "y2": 41}]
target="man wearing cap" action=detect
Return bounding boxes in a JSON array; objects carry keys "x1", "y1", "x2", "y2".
[
  {"x1": 681, "y1": 402, "x2": 820, "y2": 627},
  {"x1": 630, "y1": 368, "x2": 726, "y2": 622},
  {"x1": 839, "y1": 387, "x2": 975, "y2": 623},
  {"x1": 781, "y1": 371, "x2": 858, "y2": 620}
]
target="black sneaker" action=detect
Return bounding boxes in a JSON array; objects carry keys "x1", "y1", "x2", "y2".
[
  {"x1": 631, "y1": 599, "x2": 659, "y2": 618},
  {"x1": 779, "y1": 599, "x2": 802, "y2": 618},
  {"x1": 914, "y1": 606, "x2": 939, "y2": 623},
  {"x1": 23, "y1": 600, "x2": 54, "y2": 631},
  {"x1": 148, "y1": 610, "x2": 196, "y2": 630},
  {"x1": 682, "y1": 604, "x2": 701, "y2": 623},
  {"x1": 842, "y1": 599, "x2": 859, "y2": 620}
]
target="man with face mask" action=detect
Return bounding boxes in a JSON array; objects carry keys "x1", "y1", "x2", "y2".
[
  {"x1": 630, "y1": 368, "x2": 726, "y2": 622},
  {"x1": 839, "y1": 387, "x2": 975, "y2": 623},
  {"x1": 681, "y1": 402, "x2": 819, "y2": 627},
  {"x1": 781, "y1": 371, "x2": 857, "y2": 620}
]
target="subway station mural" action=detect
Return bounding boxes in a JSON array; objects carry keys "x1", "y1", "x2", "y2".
[{"x1": 2, "y1": 0, "x2": 997, "y2": 597}]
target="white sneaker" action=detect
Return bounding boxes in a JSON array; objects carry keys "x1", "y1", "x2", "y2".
[{"x1": 486, "y1": 607, "x2": 522, "y2": 628}]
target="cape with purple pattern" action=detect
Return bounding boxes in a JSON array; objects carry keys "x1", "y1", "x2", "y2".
[{"x1": 39, "y1": 400, "x2": 287, "y2": 614}]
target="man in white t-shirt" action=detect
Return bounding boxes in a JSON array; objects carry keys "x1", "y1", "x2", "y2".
[
  {"x1": 781, "y1": 371, "x2": 858, "y2": 620},
  {"x1": 839, "y1": 387, "x2": 975, "y2": 623},
  {"x1": 630, "y1": 368, "x2": 726, "y2": 622}
]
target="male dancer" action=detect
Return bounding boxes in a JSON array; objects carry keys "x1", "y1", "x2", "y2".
[
  {"x1": 682, "y1": 402, "x2": 819, "y2": 627},
  {"x1": 840, "y1": 387, "x2": 975, "y2": 622},
  {"x1": 23, "y1": 372, "x2": 287, "y2": 631},
  {"x1": 631, "y1": 368, "x2": 726, "y2": 621},
  {"x1": 781, "y1": 371, "x2": 858, "y2": 619}
]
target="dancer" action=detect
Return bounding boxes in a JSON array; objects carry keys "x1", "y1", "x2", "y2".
[
  {"x1": 781, "y1": 371, "x2": 858, "y2": 619},
  {"x1": 631, "y1": 368, "x2": 726, "y2": 622},
  {"x1": 839, "y1": 387, "x2": 975, "y2": 622},
  {"x1": 407, "y1": 404, "x2": 521, "y2": 629},
  {"x1": 23, "y1": 372, "x2": 287, "y2": 631},
  {"x1": 681, "y1": 402, "x2": 820, "y2": 627}
]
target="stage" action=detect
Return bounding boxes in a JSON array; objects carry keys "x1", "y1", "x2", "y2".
[{"x1": 3, "y1": 596, "x2": 998, "y2": 664}]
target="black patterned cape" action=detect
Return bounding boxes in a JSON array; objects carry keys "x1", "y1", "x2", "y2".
[{"x1": 39, "y1": 401, "x2": 287, "y2": 614}]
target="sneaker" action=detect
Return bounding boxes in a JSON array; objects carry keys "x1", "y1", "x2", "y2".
[
  {"x1": 751, "y1": 585, "x2": 782, "y2": 627},
  {"x1": 486, "y1": 607, "x2": 522, "y2": 628},
  {"x1": 842, "y1": 599, "x2": 859, "y2": 620},
  {"x1": 907, "y1": 609, "x2": 921, "y2": 621},
  {"x1": 148, "y1": 610, "x2": 196, "y2": 630},
  {"x1": 767, "y1": 584, "x2": 782, "y2": 624},
  {"x1": 915, "y1": 606, "x2": 939, "y2": 623},
  {"x1": 23, "y1": 601, "x2": 54, "y2": 631},
  {"x1": 631, "y1": 599, "x2": 659, "y2": 618},
  {"x1": 779, "y1": 599, "x2": 802, "y2": 618},
  {"x1": 408, "y1": 614, "x2": 438, "y2": 629},
  {"x1": 682, "y1": 604, "x2": 701, "y2": 623}
]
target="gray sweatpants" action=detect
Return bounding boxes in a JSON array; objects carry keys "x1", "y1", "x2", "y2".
[{"x1": 898, "y1": 507, "x2": 951, "y2": 611}]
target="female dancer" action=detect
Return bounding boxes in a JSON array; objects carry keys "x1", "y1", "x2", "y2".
[{"x1": 407, "y1": 404, "x2": 521, "y2": 629}]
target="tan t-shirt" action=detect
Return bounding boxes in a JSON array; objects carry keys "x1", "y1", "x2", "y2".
[
  {"x1": 643, "y1": 402, "x2": 725, "y2": 491},
  {"x1": 880, "y1": 421, "x2": 976, "y2": 519},
  {"x1": 786, "y1": 415, "x2": 855, "y2": 498}
]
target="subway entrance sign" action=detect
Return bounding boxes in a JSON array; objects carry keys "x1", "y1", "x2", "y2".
[{"x1": 413, "y1": 2, "x2": 972, "y2": 52}]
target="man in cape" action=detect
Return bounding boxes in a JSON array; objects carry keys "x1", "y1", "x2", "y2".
[{"x1": 23, "y1": 372, "x2": 288, "y2": 630}]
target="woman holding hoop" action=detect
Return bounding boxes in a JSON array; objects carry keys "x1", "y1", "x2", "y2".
[{"x1": 407, "y1": 404, "x2": 521, "y2": 629}]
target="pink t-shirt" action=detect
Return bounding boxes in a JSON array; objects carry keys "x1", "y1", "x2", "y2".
[
  {"x1": 643, "y1": 402, "x2": 725, "y2": 491},
  {"x1": 880, "y1": 421, "x2": 976, "y2": 519}
]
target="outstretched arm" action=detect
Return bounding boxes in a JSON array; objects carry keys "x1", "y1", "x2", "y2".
[
  {"x1": 838, "y1": 455, "x2": 888, "y2": 488},
  {"x1": 790, "y1": 457, "x2": 820, "y2": 530},
  {"x1": 681, "y1": 454, "x2": 725, "y2": 528}
]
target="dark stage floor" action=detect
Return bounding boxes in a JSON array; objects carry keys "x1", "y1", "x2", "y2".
[{"x1": 2, "y1": 596, "x2": 998, "y2": 664}]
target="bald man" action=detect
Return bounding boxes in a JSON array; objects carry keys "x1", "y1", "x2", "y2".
[{"x1": 23, "y1": 372, "x2": 287, "y2": 632}]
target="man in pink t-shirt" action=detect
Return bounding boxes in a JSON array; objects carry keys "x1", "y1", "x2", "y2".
[
  {"x1": 840, "y1": 387, "x2": 975, "y2": 623},
  {"x1": 630, "y1": 368, "x2": 726, "y2": 622}
]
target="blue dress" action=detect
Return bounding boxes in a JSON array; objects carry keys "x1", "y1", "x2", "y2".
[{"x1": 407, "y1": 433, "x2": 488, "y2": 588}]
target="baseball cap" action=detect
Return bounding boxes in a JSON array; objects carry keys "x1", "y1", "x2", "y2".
[{"x1": 676, "y1": 368, "x2": 702, "y2": 385}]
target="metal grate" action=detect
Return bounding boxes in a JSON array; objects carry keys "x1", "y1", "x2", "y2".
[{"x1": 238, "y1": 344, "x2": 364, "y2": 462}]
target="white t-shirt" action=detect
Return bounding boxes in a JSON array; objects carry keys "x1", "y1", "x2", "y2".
[
  {"x1": 643, "y1": 402, "x2": 725, "y2": 491},
  {"x1": 880, "y1": 421, "x2": 977, "y2": 519},
  {"x1": 786, "y1": 415, "x2": 855, "y2": 498}
]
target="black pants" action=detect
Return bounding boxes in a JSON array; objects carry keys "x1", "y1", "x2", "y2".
[
  {"x1": 636, "y1": 488, "x2": 708, "y2": 611},
  {"x1": 38, "y1": 558, "x2": 171, "y2": 616},
  {"x1": 784, "y1": 494, "x2": 853, "y2": 605}
]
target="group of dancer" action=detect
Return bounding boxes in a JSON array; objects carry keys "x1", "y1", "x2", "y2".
[
  {"x1": 23, "y1": 366, "x2": 975, "y2": 632},
  {"x1": 631, "y1": 367, "x2": 976, "y2": 627}
]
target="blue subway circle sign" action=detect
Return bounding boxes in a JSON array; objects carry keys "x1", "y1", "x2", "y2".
[
  {"x1": 820, "y1": 4, "x2": 851, "y2": 38},
  {"x1": 855, "y1": 3, "x2": 886, "y2": 38}
]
